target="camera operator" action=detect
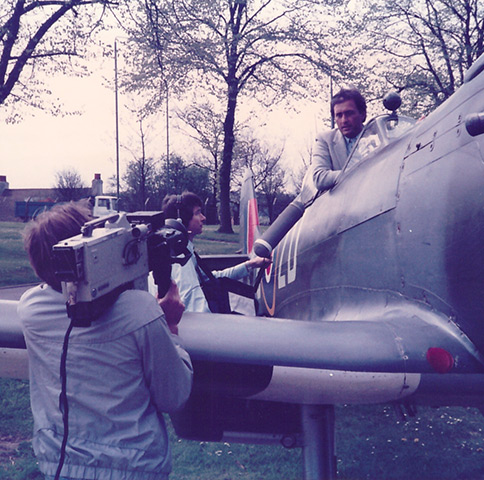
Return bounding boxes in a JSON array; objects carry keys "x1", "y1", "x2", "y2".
[{"x1": 17, "y1": 200, "x2": 193, "y2": 480}]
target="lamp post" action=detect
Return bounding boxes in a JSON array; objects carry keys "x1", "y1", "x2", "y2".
[
  {"x1": 330, "y1": 72, "x2": 334, "y2": 129},
  {"x1": 163, "y1": 77, "x2": 170, "y2": 192},
  {"x1": 114, "y1": 39, "x2": 120, "y2": 210}
]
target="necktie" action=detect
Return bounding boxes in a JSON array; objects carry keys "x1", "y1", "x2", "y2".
[{"x1": 346, "y1": 136, "x2": 356, "y2": 155}]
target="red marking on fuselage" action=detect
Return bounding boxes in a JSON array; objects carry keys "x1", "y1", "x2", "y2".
[{"x1": 247, "y1": 198, "x2": 260, "y2": 254}]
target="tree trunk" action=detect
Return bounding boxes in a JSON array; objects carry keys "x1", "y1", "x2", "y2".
[
  {"x1": 218, "y1": 84, "x2": 237, "y2": 233},
  {"x1": 217, "y1": 0, "x2": 246, "y2": 234}
]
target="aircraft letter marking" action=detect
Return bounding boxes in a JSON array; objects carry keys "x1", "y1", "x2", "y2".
[
  {"x1": 277, "y1": 220, "x2": 303, "y2": 290},
  {"x1": 287, "y1": 221, "x2": 302, "y2": 285},
  {"x1": 277, "y1": 236, "x2": 287, "y2": 289}
]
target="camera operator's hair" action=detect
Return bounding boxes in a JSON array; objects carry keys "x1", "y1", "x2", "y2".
[
  {"x1": 162, "y1": 192, "x2": 203, "y2": 228},
  {"x1": 331, "y1": 88, "x2": 367, "y2": 123},
  {"x1": 23, "y1": 199, "x2": 92, "y2": 291}
]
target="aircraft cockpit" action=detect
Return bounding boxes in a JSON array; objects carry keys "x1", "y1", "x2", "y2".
[
  {"x1": 253, "y1": 93, "x2": 418, "y2": 259},
  {"x1": 344, "y1": 93, "x2": 417, "y2": 172}
]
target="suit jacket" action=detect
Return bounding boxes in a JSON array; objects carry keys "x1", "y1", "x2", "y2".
[{"x1": 312, "y1": 128, "x2": 348, "y2": 191}]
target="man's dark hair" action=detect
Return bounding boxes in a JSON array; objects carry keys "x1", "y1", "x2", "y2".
[
  {"x1": 162, "y1": 192, "x2": 203, "y2": 228},
  {"x1": 331, "y1": 88, "x2": 367, "y2": 122}
]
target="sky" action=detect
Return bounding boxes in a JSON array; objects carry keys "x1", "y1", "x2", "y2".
[
  {"x1": 0, "y1": 68, "x2": 327, "y2": 192},
  {"x1": 1, "y1": 71, "x2": 120, "y2": 190}
]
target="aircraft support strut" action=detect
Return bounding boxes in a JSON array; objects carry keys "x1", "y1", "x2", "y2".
[{"x1": 301, "y1": 404, "x2": 337, "y2": 480}]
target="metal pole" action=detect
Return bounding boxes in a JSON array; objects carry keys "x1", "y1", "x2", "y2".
[
  {"x1": 114, "y1": 40, "x2": 120, "y2": 210},
  {"x1": 330, "y1": 73, "x2": 334, "y2": 129},
  {"x1": 165, "y1": 80, "x2": 170, "y2": 192},
  {"x1": 301, "y1": 404, "x2": 337, "y2": 480}
]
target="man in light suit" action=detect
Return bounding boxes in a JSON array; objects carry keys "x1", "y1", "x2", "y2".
[{"x1": 313, "y1": 88, "x2": 367, "y2": 191}]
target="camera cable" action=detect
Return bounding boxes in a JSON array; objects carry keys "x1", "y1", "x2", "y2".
[{"x1": 54, "y1": 316, "x2": 75, "y2": 480}]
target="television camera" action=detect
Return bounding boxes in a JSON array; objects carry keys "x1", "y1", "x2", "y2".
[{"x1": 52, "y1": 211, "x2": 190, "y2": 326}]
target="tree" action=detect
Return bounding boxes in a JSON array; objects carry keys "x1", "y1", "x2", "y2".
[
  {"x1": 232, "y1": 132, "x2": 286, "y2": 223},
  {"x1": 291, "y1": 145, "x2": 313, "y2": 194},
  {"x1": 176, "y1": 101, "x2": 225, "y2": 220},
  {"x1": 122, "y1": 158, "x2": 158, "y2": 211},
  {"x1": 122, "y1": 151, "x2": 159, "y2": 211},
  {"x1": 355, "y1": 0, "x2": 484, "y2": 115},
  {"x1": 122, "y1": 155, "x2": 160, "y2": 211},
  {"x1": 176, "y1": 100, "x2": 246, "y2": 223},
  {"x1": 165, "y1": 154, "x2": 211, "y2": 202},
  {"x1": 126, "y1": 0, "x2": 334, "y2": 232},
  {"x1": 54, "y1": 168, "x2": 88, "y2": 201},
  {"x1": 257, "y1": 160, "x2": 286, "y2": 224},
  {"x1": 121, "y1": 152, "x2": 211, "y2": 212},
  {"x1": 120, "y1": 116, "x2": 160, "y2": 211},
  {"x1": 0, "y1": 0, "x2": 115, "y2": 120}
]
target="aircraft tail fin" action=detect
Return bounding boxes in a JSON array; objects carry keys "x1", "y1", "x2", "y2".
[{"x1": 239, "y1": 168, "x2": 261, "y2": 255}]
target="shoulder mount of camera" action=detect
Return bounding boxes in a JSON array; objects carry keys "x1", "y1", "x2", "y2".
[{"x1": 66, "y1": 283, "x2": 133, "y2": 327}]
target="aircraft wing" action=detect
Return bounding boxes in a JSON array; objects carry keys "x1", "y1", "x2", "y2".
[
  {"x1": 179, "y1": 310, "x2": 484, "y2": 374},
  {"x1": 0, "y1": 300, "x2": 25, "y2": 348},
  {"x1": 1, "y1": 298, "x2": 483, "y2": 375}
]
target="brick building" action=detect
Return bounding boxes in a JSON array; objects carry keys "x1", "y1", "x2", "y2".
[{"x1": 0, "y1": 174, "x2": 105, "y2": 222}]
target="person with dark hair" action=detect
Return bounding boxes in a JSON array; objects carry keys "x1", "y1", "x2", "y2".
[
  {"x1": 18, "y1": 199, "x2": 192, "y2": 480},
  {"x1": 313, "y1": 87, "x2": 367, "y2": 191},
  {"x1": 161, "y1": 192, "x2": 205, "y2": 231},
  {"x1": 156, "y1": 192, "x2": 270, "y2": 313}
]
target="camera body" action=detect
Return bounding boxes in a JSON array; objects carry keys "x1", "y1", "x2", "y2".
[{"x1": 52, "y1": 211, "x2": 189, "y2": 325}]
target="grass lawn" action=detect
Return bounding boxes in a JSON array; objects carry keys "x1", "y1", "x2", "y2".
[
  {"x1": 1, "y1": 221, "x2": 484, "y2": 479},
  {"x1": 0, "y1": 222, "x2": 39, "y2": 287}
]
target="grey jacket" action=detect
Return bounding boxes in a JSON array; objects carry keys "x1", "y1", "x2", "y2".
[
  {"x1": 18, "y1": 285, "x2": 193, "y2": 480},
  {"x1": 312, "y1": 128, "x2": 348, "y2": 191}
]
